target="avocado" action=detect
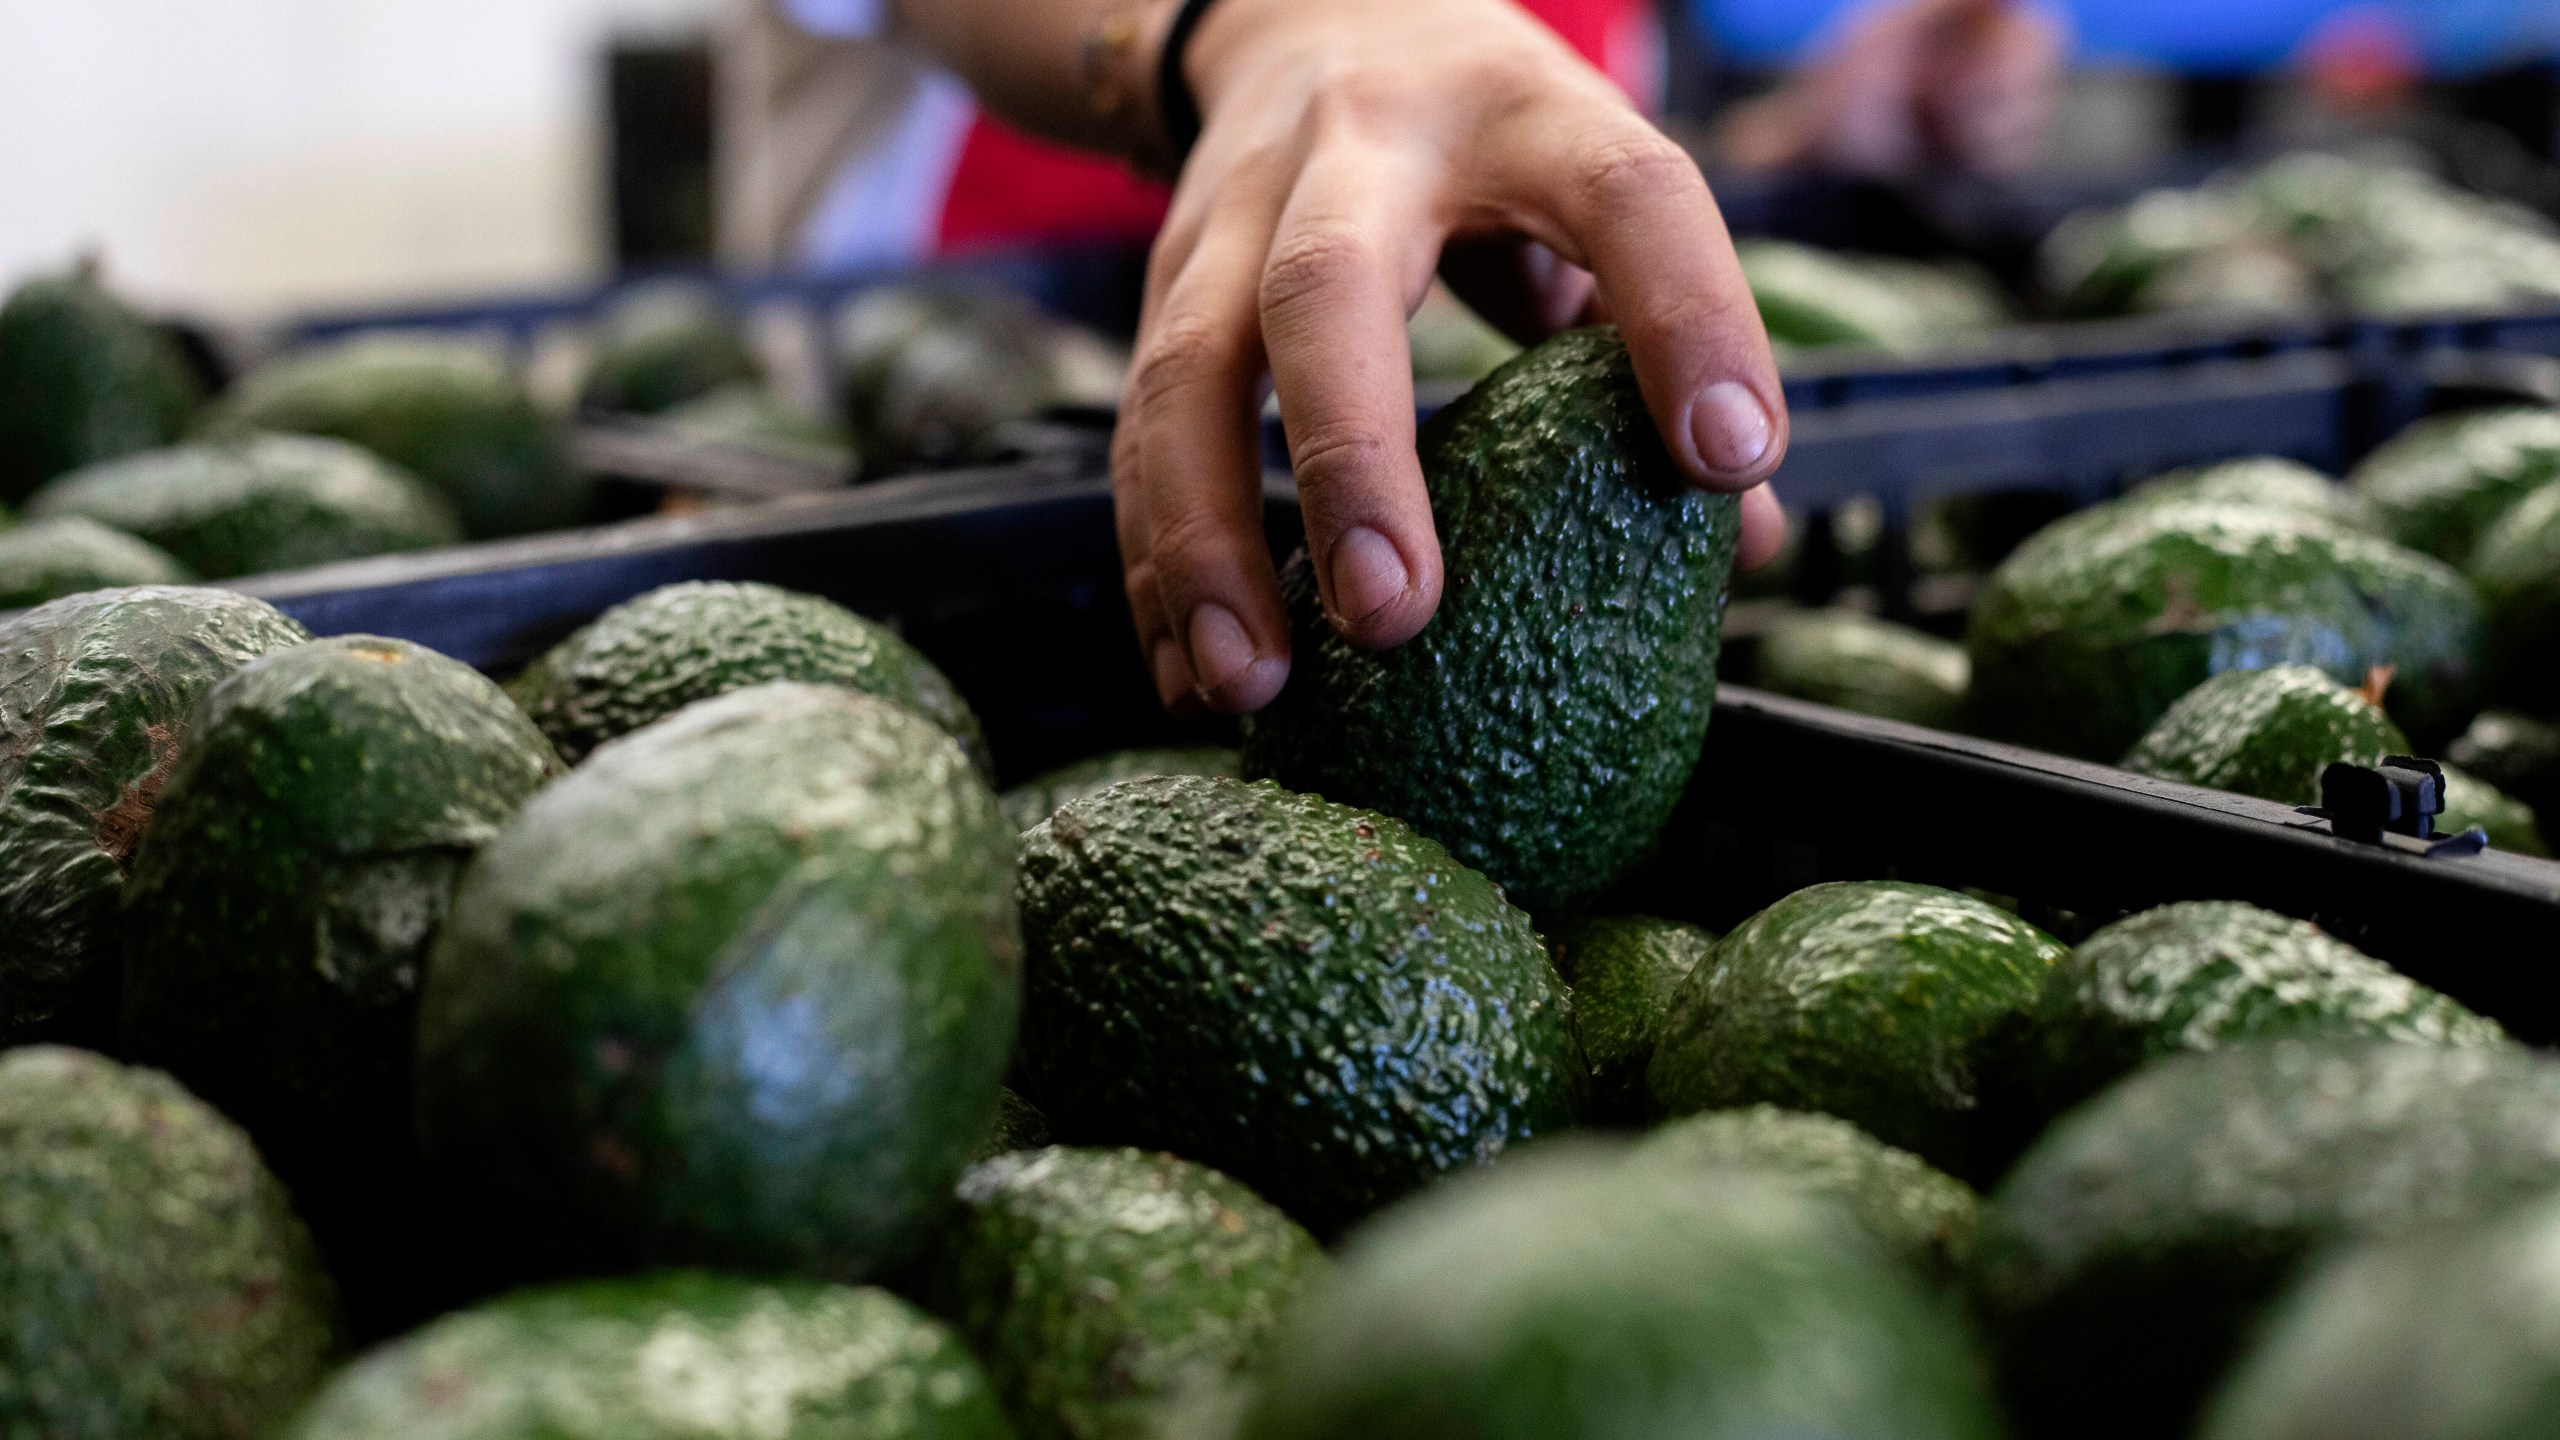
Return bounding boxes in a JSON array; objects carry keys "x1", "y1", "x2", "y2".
[
  {"x1": 2200, "y1": 1189, "x2": 2560, "y2": 1440},
  {"x1": 1406, "y1": 290, "x2": 1519, "y2": 384},
  {"x1": 0, "y1": 265, "x2": 198, "y2": 504},
  {"x1": 1243, "y1": 328, "x2": 1742, "y2": 917},
  {"x1": 0, "y1": 1046, "x2": 338, "y2": 1440},
  {"x1": 2449, "y1": 708, "x2": 2560, "y2": 820},
  {"x1": 1753, "y1": 609, "x2": 1971, "y2": 729},
  {"x1": 0, "y1": 586, "x2": 308, "y2": 1046},
  {"x1": 0, "y1": 516, "x2": 191, "y2": 608},
  {"x1": 1015, "y1": 775, "x2": 1582, "y2": 1237},
  {"x1": 2120, "y1": 664, "x2": 2404, "y2": 804},
  {"x1": 999, "y1": 746, "x2": 1242, "y2": 832},
  {"x1": 2440, "y1": 761, "x2": 2551, "y2": 856},
  {"x1": 923, "y1": 1146, "x2": 1326, "y2": 1440},
  {"x1": 29, "y1": 435, "x2": 460, "y2": 579},
  {"x1": 837, "y1": 287, "x2": 1064, "y2": 473},
  {"x1": 1737, "y1": 240, "x2": 2000, "y2": 352},
  {"x1": 977, "y1": 1088, "x2": 1054, "y2": 1163},
  {"x1": 2010, "y1": 900, "x2": 2504, "y2": 1128},
  {"x1": 509, "y1": 579, "x2": 990, "y2": 775},
  {"x1": 1647, "y1": 880, "x2": 2064, "y2": 1182},
  {"x1": 1966, "y1": 495, "x2": 2482, "y2": 758},
  {"x1": 2468, "y1": 479, "x2": 2560, "y2": 711},
  {"x1": 119, "y1": 635, "x2": 558, "y2": 1331},
  {"x1": 1546, "y1": 914, "x2": 1715, "y2": 1123},
  {"x1": 577, "y1": 283, "x2": 759, "y2": 417},
  {"x1": 1239, "y1": 1143, "x2": 2002, "y2": 1440},
  {"x1": 1976, "y1": 1038, "x2": 2560, "y2": 1440},
  {"x1": 214, "y1": 334, "x2": 585, "y2": 538},
  {"x1": 2128, "y1": 457, "x2": 2359, "y2": 527},
  {"x1": 414, "y1": 682, "x2": 1020, "y2": 1286},
  {"x1": 2348, "y1": 408, "x2": 2560, "y2": 562},
  {"x1": 2042, "y1": 187, "x2": 2271, "y2": 319},
  {"x1": 1632, "y1": 1106, "x2": 1980, "y2": 1286},
  {"x1": 660, "y1": 382, "x2": 855, "y2": 468},
  {"x1": 276, "y1": 1272, "x2": 1009, "y2": 1440}
]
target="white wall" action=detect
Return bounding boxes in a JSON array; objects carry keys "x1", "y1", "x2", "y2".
[{"x1": 0, "y1": 0, "x2": 714, "y2": 322}]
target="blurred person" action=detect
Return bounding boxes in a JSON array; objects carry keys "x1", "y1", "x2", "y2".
[{"x1": 719, "y1": 0, "x2": 2060, "y2": 714}]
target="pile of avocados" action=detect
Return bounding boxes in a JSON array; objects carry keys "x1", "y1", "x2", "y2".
[{"x1": 11, "y1": 319, "x2": 2560, "y2": 1440}]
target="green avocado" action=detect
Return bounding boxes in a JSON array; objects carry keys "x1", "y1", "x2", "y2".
[
  {"x1": 1239, "y1": 1143, "x2": 2002, "y2": 1440},
  {"x1": 1407, "y1": 291, "x2": 1519, "y2": 384},
  {"x1": 414, "y1": 682, "x2": 1020, "y2": 1287},
  {"x1": 2120, "y1": 664, "x2": 2404, "y2": 804},
  {"x1": 577, "y1": 283, "x2": 759, "y2": 417},
  {"x1": 0, "y1": 266, "x2": 198, "y2": 504},
  {"x1": 923, "y1": 1146, "x2": 1326, "y2": 1440},
  {"x1": 1753, "y1": 609, "x2": 1971, "y2": 729},
  {"x1": 837, "y1": 287, "x2": 1064, "y2": 473},
  {"x1": 2468, "y1": 479, "x2": 2560, "y2": 711},
  {"x1": 1015, "y1": 775, "x2": 1583, "y2": 1237},
  {"x1": 0, "y1": 1046, "x2": 339, "y2": 1440},
  {"x1": 1647, "y1": 880, "x2": 2064, "y2": 1182},
  {"x1": 2041, "y1": 188, "x2": 2271, "y2": 319},
  {"x1": 276, "y1": 1272, "x2": 1010, "y2": 1440},
  {"x1": 1632, "y1": 1106, "x2": 1980, "y2": 1286},
  {"x1": 509, "y1": 579, "x2": 990, "y2": 776},
  {"x1": 2010, "y1": 900, "x2": 2504, "y2": 1128},
  {"x1": 29, "y1": 435, "x2": 460, "y2": 579},
  {"x1": 2347, "y1": 408, "x2": 2560, "y2": 562},
  {"x1": 2449, "y1": 708, "x2": 2560, "y2": 820},
  {"x1": 2128, "y1": 457, "x2": 2359, "y2": 527},
  {"x1": 976, "y1": 1088, "x2": 1054, "y2": 1163},
  {"x1": 0, "y1": 586, "x2": 308, "y2": 1046},
  {"x1": 2200, "y1": 1189, "x2": 2560, "y2": 1440},
  {"x1": 214, "y1": 334, "x2": 585, "y2": 538},
  {"x1": 660, "y1": 383, "x2": 854, "y2": 468},
  {"x1": 1737, "y1": 241, "x2": 2002, "y2": 352},
  {"x1": 1966, "y1": 496, "x2": 2482, "y2": 759},
  {"x1": 0, "y1": 516, "x2": 191, "y2": 608},
  {"x1": 1975, "y1": 1038, "x2": 2560, "y2": 1440},
  {"x1": 999, "y1": 747, "x2": 1243, "y2": 833},
  {"x1": 1243, "y1": 328, "x2": 1742, "y2": 918},
  {"x1": 1546, "y1": 915, "x2": 1715, "y2": 1124},
  {"x1": 119, "y1": 635, "x2": 558, "y2": 1331},
  {"x1": 2441, "y1": 760, "x2": 2551, "y2": 855}
]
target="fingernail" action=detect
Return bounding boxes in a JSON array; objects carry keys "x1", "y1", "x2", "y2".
[
  {"x1": 1150, "y1": 637, "x2": 1190, "y2": 704},
  {"x1": 1328, "y1": 527, "x2": 1409, "y2": 625},
  {"x1": 1693, "y1": 381, "x2": 1773, "y2": 478},
  {"x1": 1187, "y1": 604, "x2": 1261, "y2": 696}
]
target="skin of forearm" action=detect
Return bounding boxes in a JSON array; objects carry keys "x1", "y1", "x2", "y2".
[{"x1": 887, "y1": 0, "x2": 1181, "y2": 159}]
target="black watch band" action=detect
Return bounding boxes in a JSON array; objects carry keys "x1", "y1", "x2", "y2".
[{"x1": 1154, "y1": 0, "x2": 1223, "y2": 173}]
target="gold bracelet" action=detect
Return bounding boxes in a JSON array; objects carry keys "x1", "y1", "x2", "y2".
[{"x1": 1080, "y1": 0, "x2": 1180, "y2": 174}]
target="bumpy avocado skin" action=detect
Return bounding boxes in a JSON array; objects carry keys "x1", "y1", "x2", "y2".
[
  {"x1": 2120, "y1": 664, "x2": 2405, "y2": 804},
  {"x1": 29, "y1": 435, "x2": 459, "y2": 579},
  {"x1": 1977, "y1": 1039, "x2": 2560, "y2": 1440},
  {"x1": 1015, "y1": 775, "x2": 1583, "y2": 1237},
  {"x1": 1240, "y1": 1145, "x2": 2002, "y2": 1440},
  {"x1": 1547, "y1": 915, "x2": 1716, "y2": 1124},
  {"x1": 0, "y1": 516, "x2": 191, "y2": 608},
  {"x1": 278, "y1": 1273, "x2": 1010, "y2": 1440},
  {"x1": 214, "y1": 335, "x2": 585, "y2": 539},
  {"x1": 511, "y1": 580, "x2": 991, "y2": 776},
  {"x1": 1647, "y1": 881, "x2": 2064, "y2": 1182},
  {"x1": 2014, "y1": 901, "x2": 2504, "y2": 1126},
  {"x1": 999, "y1": 747, "x2": 1242, "y2": 833},
  {"x1": 0, "y1": 587, "x2": 309, "y2": 1046},
  {"x1": 2470, "y1": 480, "x2": 2560, "y2": 711},
  {"x1": 1966, "y1": 496, "x2": 2481, "y2": 759},
  {"x1": 577, "y1": 285, "x2": 759, "y2": 417},
  {"x1": 0, "y1": 1047, "x2": 339, "y2": 1440},
  {"x1": 2129, "y1": 457, "x2": 2359, "y2": 526},
  {"x1": 414, "y1": 683, "x2": 1020, "y2": 1288},
  {"x1": 1633, "y1": 1106, "x2": 1980, "y2": 1287},
  {"x1": 924, "y1": 1147, "x2": 1326, "y2": 1440},
  {"x1": 1243, "y1": 329, "x2": 1742, "y2": 918},
  {"x1": 1753, "y1": 609, "x2": 1971, "y2": 730},
  {"x1": 2348, "y1": 407, "x2": 2560, "y2": 562},
  {"x1": 0, "y1": 270, "x2": 198, "y2": 504},
  {"x1": 119, "y1": 636, "x2": 558, "y2": 1330}
]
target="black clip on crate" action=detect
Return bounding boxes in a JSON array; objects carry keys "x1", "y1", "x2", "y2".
[{"x1": 2312, "y1": 756, "x2": 2488, "y2": 858}]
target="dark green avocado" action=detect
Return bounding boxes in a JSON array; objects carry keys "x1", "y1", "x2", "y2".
[
  {"x1": 29, "y1": 434, "x2": 460, "y2": 579},
  {"x1": 0, "y1": 1046, "x2": 339, "y2": 1440},
  {"x1": 214, "y1": 334, "x2": 585, "y2": 539},
  {"x1": 1000, "y1": 747, "x2": 1242, "y2": 833},
  {"x1": 1976, "y1": 1038, "x2": 2560, "y2": 1440},
  {"x1": 660, "y1": 383, "x2": 855, "y2": 468},
  {"x1": 1014, "y1": 775, "x2": 1583, "y2": 1237},
  {"x1": 413, "y1": 682, "x2": 1020, "y2": 1287},
  {"x1": 837, "y1": 287, "x2": 1064, "y2": 473},
  {"x1": 119, "y1": 635, "x2": 558, "y2": 1332},
  {"x1": 2469, "y1": 479, "x2": 2560, "y2": 711},
  {"x1": 2010, "y1": 900, "x2": 2504, "y2": 1127},
  {"x1": 976, "y1": 1088, "x2": 1055, "y2": 1164},
  {"x1": 1546, "y1": 914, "x2": 1716, "y2": 1124},
  {"x1": 2120, "y1": 664, "x2": 2404, "y2": 804},
  {"x1": 1966, "y1": 495, "x2": 2481, "y2": 758},
  {"x1": 1752, "y1": 609, "x2": 1970, "y2": 729},
  {"x1": 1242, "y1": 328, "x2": 1742, "y2": 917},
  {"x1": 0, "y1": 265, "x2": 198, "y2": 504},
  {"x1": 1632, "y1": 1106, "x2": 1980, "y2": 1286},
  {"x1": 0, "y1": 516, "x2": 191, "y2": 608},
  {"x1": 577, "y1": 283, "x2": 759, "y2": 417},
  {"x1": 2128, "y1": 457, "x2": 2359, "y2": 527},
  {"x1": 2442, "y1": 761, "x2": 2552, "y2": 855},
  {"x1": 509, "y1": 579, "x2": 990, "y2": 775},
  {"x1": 276, "y1": 1272, "x2": 1010, "y2": 1440},
  {"x1": 0, "y1": 586, "x2": 308, "y2": 1046},
  {"x1": 1239, "y1": 1143, "x2": 2002, "y2": 1440},
  {"x1": 2449, "y1": 708, "x2": 2560, "y2": 821},
  {"x1": 923, "y1": 1146, "x2": 1326, "y2": 1440},
  {"x1": 2347, "y1": 407, "x2": 2560, "y2": 562},
  {"x1": 1648, "y1": 880, "x2": 2063, "y2": 1182}
]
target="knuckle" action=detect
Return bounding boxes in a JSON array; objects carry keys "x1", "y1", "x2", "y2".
[
  {"x1": 1130, "y1": 313, "x2": 1234, "y2": 412},
  {"x1": 1287, "y1": 417, "x2": 1397, "y2": 497},
  {"x1": 1570, "y1": 132, "x2": 1699, "y2": 214},
  {"x1": 1145, "y1": 502, "x2": 1233, "y2": 577},
  {"x1": 1259, "y1": 224, "x2": 1374, "y2": 325}
]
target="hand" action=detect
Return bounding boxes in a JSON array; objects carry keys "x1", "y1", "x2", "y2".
[{"x1": 1114, "y1": 0, "x2": 1791, "y2": 716}]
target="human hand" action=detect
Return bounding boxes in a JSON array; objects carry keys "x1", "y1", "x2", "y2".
[{"x1": 1114, "y1": 0, "x2": 1791, "y2": 716}]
